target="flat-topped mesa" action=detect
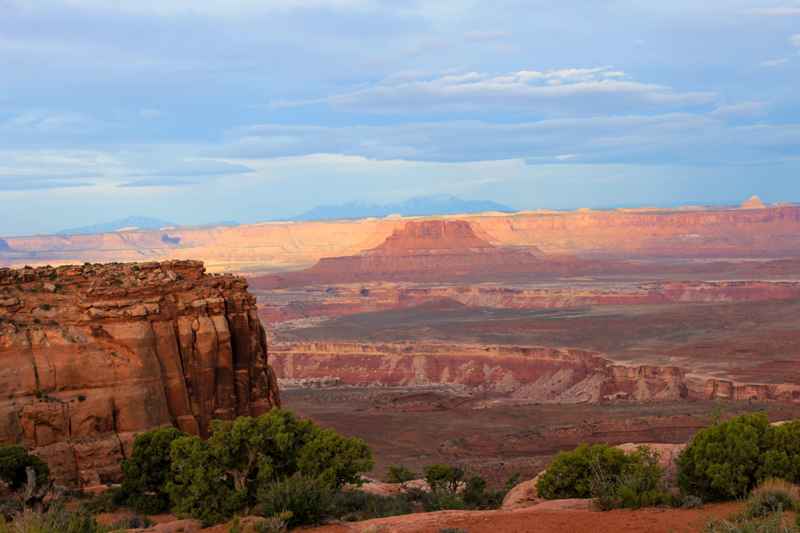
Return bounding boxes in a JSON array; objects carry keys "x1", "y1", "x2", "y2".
[
  {"x1": 367, "y1": 220, "x2": 498, "y2": 254},
  {"x1": 0, "y1": 260, "x2": 280, "y2": 487},
  {"x1": 741, "y1": 195, "x2": 767, "y2": 209},
  {"x1": 255, "y1": 220, "x2": 554, "y2": 287}
]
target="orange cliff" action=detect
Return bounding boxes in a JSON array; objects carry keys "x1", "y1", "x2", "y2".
[
  {"x1": 3, "y1": 202, "x2": 800, "y2": 273},
  {"x1": 0, "y1": 260, "x2": 280, "y2": 487}
]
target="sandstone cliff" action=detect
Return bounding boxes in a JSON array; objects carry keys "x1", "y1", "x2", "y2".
[
  {"x1": 0, "y1": 260, "x2": 280, "y2": 487},
  {"x1": 270, "y1": 342, "x2": 688, "y2": 403},
  {"x1": 4, "y1": 203, "x2": 800, "y2": 272},
  {"x1": 258, "y1": 280, "x2": 800, "y2": 324}
]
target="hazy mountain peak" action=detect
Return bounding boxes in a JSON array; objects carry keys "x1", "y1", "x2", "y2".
[
  {"x1": 57, "y1": 216, "x2": 176, "y2": 236},
  {"x1": 292, "y1": 195, "x2": 516, "y2": 221}
]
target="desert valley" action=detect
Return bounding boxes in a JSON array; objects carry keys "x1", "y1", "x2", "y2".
[
  {"x1": 3, "y1": 198, "x2": 800, "y2": 504},
  {"x1": 5, "y1": 2, "x2": 800, "y2": 530}
]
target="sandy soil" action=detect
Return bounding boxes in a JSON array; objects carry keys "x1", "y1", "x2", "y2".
[{"x1": 305, "y1": 502, "x2": 743, "y2": 533}]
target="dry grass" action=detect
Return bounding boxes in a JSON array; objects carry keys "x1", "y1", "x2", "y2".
[{"x1": 752, "y1": 480, "x2": 800, "y2": 503}]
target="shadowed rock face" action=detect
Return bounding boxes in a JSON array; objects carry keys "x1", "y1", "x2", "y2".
[
  {"x1": 0, "y1": 260, "x2": 280, "y2": 487},
  {"x1": 0, "y1": 239, "x2": 9, "y2": 252}
]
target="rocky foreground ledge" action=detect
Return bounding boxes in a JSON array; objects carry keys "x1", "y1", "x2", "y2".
[{"x1": 0, "y1": 260, "x2": 280, "y2": 487}]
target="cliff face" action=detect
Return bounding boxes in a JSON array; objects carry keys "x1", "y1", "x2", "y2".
[
  {"x1": 5, "y1": 203, "x2": 800, "y2": 273},
  {"x1": 270, "y1": 342, "x2": 688, "y2": 403},
  {"x1": 271, "y1": 341, "x2": 800, "y2": 406},
  {"x1": 258, "y1": 281, "x2": 800, "y2": 324},
  {"x1": 0, "y1": 260, "x2": 280, "y2": 487}
]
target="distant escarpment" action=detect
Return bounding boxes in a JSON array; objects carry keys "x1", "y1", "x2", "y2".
[
  {"x1": 0, "y1": 238, "x2": 10, "y2": 252},
  {"x1": 4, "y1": 201, "x2": 800, "y2": 273},
  {"x1": 253, "y1": 220, "x2": 581, "y2": 287},
  {"x1": 0, "y1": 261, "x2": 280, "y2": 487},
  {"x1": 270, "y1": 342, "x2": 689, "y2": 403},
  {"x1": 271, "y1": 342, "x2": 800, "y2": 404},
  {"x1": 258, "y1": 280, "x2": 800, "y2": 324}
]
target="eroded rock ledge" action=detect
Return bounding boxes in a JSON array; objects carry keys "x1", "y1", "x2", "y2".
[
  {"x1": 0, "y1": 260, "x2": 280, "y2": 487},
  {"x1": 271, "y1": 341, "x2": 800, "y2": 404}
]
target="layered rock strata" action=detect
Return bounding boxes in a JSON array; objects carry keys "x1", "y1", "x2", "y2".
[
  {"x1": 0, "y1": 260, "x2": 280, "y2": 486},
  {"x1": 270, "y1": 342, "x2": 688, "y2": 403},
  {"x1": 6, "y1": 201, "x2": 800, "y2": 272},
  {"x1": 258, "y1": 280, "x2": 800, "y2": 323},
  {"x1": 271, "y1": 342, "x2": 800, "y2": 404}
]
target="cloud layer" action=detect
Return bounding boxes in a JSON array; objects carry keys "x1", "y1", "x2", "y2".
[{"x1": 0, "y1": 0, "x2": 799, "y2": 235}]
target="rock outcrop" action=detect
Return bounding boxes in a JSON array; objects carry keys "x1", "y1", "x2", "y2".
[
  {"x1": 258, "y1": 280, "x2": 800, "y2": 324},
  {"x1": 254, "y1": 220, "x2": 580, "y2": 287},
  {"x1": 0, "y1": 260, "x2": 280, "y2": 487},
  {"x1": 270, "y1": 342, "x2": 688, "y2": 403},
  {"x1": 742, "y1": 195, "x2": 767, "y2": 209},
  {"x1": 4, "y1": 200, "x2": 800, "y2": 272}
]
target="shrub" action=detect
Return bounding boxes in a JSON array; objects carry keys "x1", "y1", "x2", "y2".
[
  {"x1": 255, "y1": 515, "x2": 290, "y2": 533},
  {"x1": 386, "y1": 465, "x2": 417, "y2": 484},
  {"x1": 78, "y1": 488, "x2": 127, "y2": 514},
  {"x1": 744, "y1": 480, "x2": 799, "y2": 519},
  {"x1": 329, "y1": 490, "x2": 412, "y2": 522},
  {"x1": 425, "y1": 464, "x2": 465, "y2": 495},
  {"x1": 679, "y1": 494, "x2": 704, "y2": 509},
  {"x1": 120, "y1": 427, "x2": 186, "y2": 514},
  {"x1": 420, "y1": 491, "x2": 466, "y2": 512},
  {"x1": 258, "y1": 474, "x2": 332, "y2": 528},
  {"x1": 678, "y1": 413, "x2": 771, "y2": 501},
  {"x1": 461, "y1": 475, "x2": 507, "y2": 509},
  {"x1": 0, "y1": 446, "x2": 50, "y2": 491},
  {"x1": 296, "y1": 428, "x2": 373, "y2": 489},
  {"x1": 592, "y1": 446, "x2": 670, "y2": 510},
  {"x1": 108, "y1": 515, "x2": 153, "y2": 530},
  {"x1": 536, "y1": 444, "x2": 633, "y2": 500},
  {"x1": 166, "y1": 435, "x2": 247, "y2": 526},
  {"x1": 166, "y1": 410, "x2": 373, "y2": 525},
  {"x1": 0, "y1": 506, "x2": 109, "y2": 533},
  {"x1": 759, "y1": 423, "x2": 800, "y2": 484},
  {"x1": 704, "y1": 512, "x2": 797, "y2": 533}
]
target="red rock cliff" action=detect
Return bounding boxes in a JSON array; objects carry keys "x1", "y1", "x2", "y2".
[{"x1": 0, "y1": 260, "x2": 280, "y2": 487}]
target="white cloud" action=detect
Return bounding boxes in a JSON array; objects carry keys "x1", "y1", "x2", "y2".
[
  {"x1": 0, "y1": 111, "x2": 103, "y2": 136},
  {"x1": 761, "y1": 58, "x2": 790, "y2": 67},
  {"x1": 711, "y1": 101, "x2": 768, "y2": 118},
  {"x1": 271, "y1": 67, "x2": 716, "y2": 114},
  {"x1": 748, "y1": 7, "x2": 800, "y2": 16},
  {"x1": 220, "y1": 110, "x2": 800, "y2": 165},
  {"x1": 8, "y1": 0, "x2": 380, "y2": 17},
  {"x1": 139, "y1": 108, "x2": 163, "y2": 120},
  {"x1": 464, "y1": 30, "x2": 511, "y2": 43}
]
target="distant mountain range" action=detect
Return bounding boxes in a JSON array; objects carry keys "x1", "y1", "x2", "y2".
[
  {"x1": 292, "y1": 195, "x2": 516, "y2": 221},
  {"x1": 57, "y1": 216, "x2": 239, "y2": 236}
]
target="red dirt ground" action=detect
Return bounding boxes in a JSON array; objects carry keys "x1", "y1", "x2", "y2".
[{"x1": 305, "y1": 502, "x2": 745, "y2": 533}]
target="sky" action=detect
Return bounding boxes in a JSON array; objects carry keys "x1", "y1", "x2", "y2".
[{"x1": 1, "y1": 0, "x2": 800, "y2": 235}]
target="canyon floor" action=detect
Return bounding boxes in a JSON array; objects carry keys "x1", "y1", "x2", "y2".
[{"x1": 281, "y1": 388, "x2": 800, "y2": 485}]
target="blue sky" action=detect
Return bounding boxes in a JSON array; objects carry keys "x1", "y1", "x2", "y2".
[{"x1": 1, "y1": 0, "x2": 800, "y2": 235}]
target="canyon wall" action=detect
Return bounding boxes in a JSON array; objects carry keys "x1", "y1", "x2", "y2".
[
  {"x1": 258, "y1": 281, "x2": 800, "y2": 323},
  {"x1": 270, "y1": 342, "x2": 688, "y2": 403},
  {"x1": 4, "y1": 204, "x2": 800, "y2": 272},
  {"x1": 0, "y1": 261, "x2": 280, "y2": 487},
  {"x1": 271, "y1": 342, "x2": 800, "y2": 405}
]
